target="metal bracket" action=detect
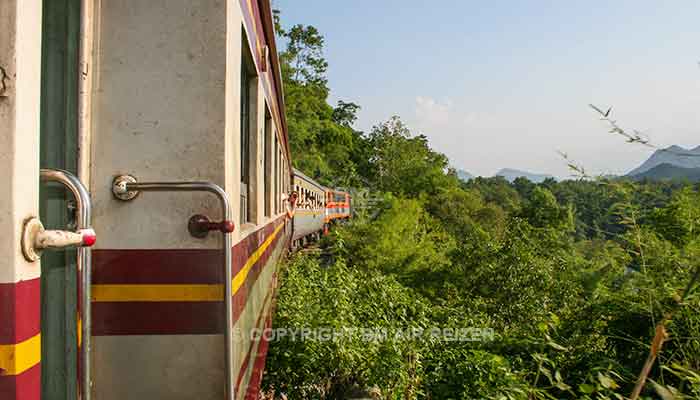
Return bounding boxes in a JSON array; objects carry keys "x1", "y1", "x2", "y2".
[
  {"x1": 112, "y1": 174, "x2": 139, "y2": 201},
  {"x1": 0, "y1": 65, "x2": 8, "y2": 97}
]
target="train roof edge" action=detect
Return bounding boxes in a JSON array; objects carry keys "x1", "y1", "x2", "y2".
[{"x1": 292, "y1": 168, "x2": 327, "y2": 191}]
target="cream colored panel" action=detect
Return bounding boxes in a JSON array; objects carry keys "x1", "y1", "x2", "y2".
[
  {"x1": 92, "y1": 334, "x2": 224, "y2": 400},
  {"x1": 0, "y1": 0, "x2": 42, "y2": 283},
  {"x1": 90, "y1": 0, "x2": 228, "y2": 249}
]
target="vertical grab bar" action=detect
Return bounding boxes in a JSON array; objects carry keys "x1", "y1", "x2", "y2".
[
  {"x1": 112, "y1": 175, "x2": 235, "y2": 400},
  {"x1": 40, "y1": 168, "x2": 94, "y2": 400}
]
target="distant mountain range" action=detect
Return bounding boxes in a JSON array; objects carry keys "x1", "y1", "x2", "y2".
[
  {"x1": 627, "y1": 145, "x2": 700, "y2": 182},
  {"x1": 630, "y1": 163, "x2": 700, "y2": 182},
  {"x1": 455, "y1": 168, "x2": 554, "y2": 183},
  {"x1": 456, "y1": 169, "x2": 474, "y2": 181},
  {"x1": 495, "y1": 168, "x2": 555, "y2": 183},
  {"x1": 628, "y1": 145, "x2": 700, "y2": 176},
  {"x1": 455, "y1": 145, "x2": 700, "y2": 184}
]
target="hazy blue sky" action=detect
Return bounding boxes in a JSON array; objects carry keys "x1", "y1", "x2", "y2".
[{"x1": 276, "y1": 0, "x2": 700, "y2": 178}]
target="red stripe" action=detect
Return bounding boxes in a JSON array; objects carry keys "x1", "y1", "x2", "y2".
[
  {"x1": 245, "y1": 269, "x2": 281, "y2": 399},
  {"x1": 92, "y1": 301, "x2": 223, "y2": 335},
  {"x1": 92, "y1": 250, "x2": 221, "y2": 284},
  {"x1": 0, "y1": 364, "x2": 41, "y2": 400},
  {"x1": 326, "y1": 204, "x2": 350, "y2": 209},
  {"x1": 235, "y1": 280, "x2": 274, "y2": 393},
  {"x1": 231, "y1": 229, "x2": 280, "y2": 324},
  {"x1": 245, "y1": 314, "x2": 272, "y2": 400},
  {"x1": 92, "y1": 218, "x2": 281, "y2": 285},
  {"x1": 0, "y1": 278, "x2": 40, "y2": 344},
  {"x1": 245, "y1": 305, "x2": 274, "y2": 400},
  {"x1": 91, "y1": 218, "x2": 287, "y2": 335}
]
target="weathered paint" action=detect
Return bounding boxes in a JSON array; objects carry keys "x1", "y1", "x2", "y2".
[
  {"x1": 0, "y1": 0, "x2": 43, "y2": 398},
  {"x1": 83, "y1": 0, "x2": 291, "y2": 397},
  {"x1": 90, "y1": 223, "x2": 289, "y2": 399},
  {"x1": 39, "y1": 2, "x2": 82, "y2": 393},
  {"x1": 2, "y1": 0, "x2": 292, "y2": 398},
  {"x1": 90, "y1": 218, "x2": 286, "y2": 334}
]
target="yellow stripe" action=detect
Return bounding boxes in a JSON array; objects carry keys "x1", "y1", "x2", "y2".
[
  {"x1": 295, "y1": 210, "x2": 324, "y2": 215},
  {"x1": 233, "y1": 223, "x2": 284, "y2": 294},
  {"x1": 0, "y1": 334, "x2": 41, "y2": 376},
  {"x1": 91, "y1": 283, "x2": 222, "y2": 302},
  {"x1": 91, "y1": 223, "x2": 284, "y2": 302}
]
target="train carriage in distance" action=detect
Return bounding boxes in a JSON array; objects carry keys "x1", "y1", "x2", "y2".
[
  {"x1": 1, "y1": 1, "x2": 294, "y2": 399},
  {"x1": 291, "y1": 169, "x2": 327, "y2": 247},
  {"x1": 326, "y1": 189, "x2": 352, "y2": 222},
  {"x1": 290, "y1": 169, "x2": 353, "y2": 249}
]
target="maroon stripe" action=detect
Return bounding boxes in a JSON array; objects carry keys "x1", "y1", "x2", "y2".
[
  {"x1": 0, "y1": 364, "x2": 41, "y2": 400},
  {"x1": 235, "y1": 281, "x2": 274, "y2": 392},
  {"x1": 92, "y1": 302, "x2": 223, "y2": 336},
  {"x1": 245, "y1": 311, "x2": 273, "y2": 400},
  {"x1": 92, "y1": 218, "x2": 282, "y2": 284},
  {"x1": 92, "y1": 250, "x2": 221, "y2": 284},
  {"x1": 245, "y1": 269, "x2": 281, "y2": 400},
  {"x1": 92, "y1": 230, "x2": 284, "y2": 335},
  {"x1": 0, "y1": 278, "x2": 40, "y2": 344},
  {"x1": 231, "y1": 226, "x2": 283, "y2": 325},
  {"x1": 91, "y1": 218, "x2": 287, "y2": 335}
]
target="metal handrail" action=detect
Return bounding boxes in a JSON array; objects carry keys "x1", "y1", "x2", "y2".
[
  {"x1": 40, "y1": 168, "x2": 93, "y2": 400},
  {"x1": 112, "y1": 176, "x2": 235, "y2": 400}
]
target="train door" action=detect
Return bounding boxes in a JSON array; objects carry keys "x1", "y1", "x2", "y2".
[
  {"x1": 39, "y1": 1, "x2": 81, "y2": 398},
  {"x1": 0, "y1": 2, "x2": 92, "y2": 399}
]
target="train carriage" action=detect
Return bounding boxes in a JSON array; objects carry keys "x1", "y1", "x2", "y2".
[
  {"x1": 291, "y1": 169, "x2": 326, "y2": 247},
  {"x1": 326, "y1": 189, "x2": 352, "y2": 222},
  {"x1": 1, "y1": 1, "x2": 292, "y2": 399}
]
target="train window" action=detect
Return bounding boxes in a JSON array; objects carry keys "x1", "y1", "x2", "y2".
[
  {"x1": 240, "y1": 30, "x2": 257, "y2": 225},
  {"x1": 281, "y1": 164, "x2": 286, "y2": 211},
  {"x1": 278, "y1": 148, "x2": 283, "y2": 212},
  {"x1": 283, "y1": 165, "x2": 288, "y2": 204},
  {"x1": 273, "y1": 138, "x2": 278, "y2": 214},
  {"x1": 284, "y1": 168, "x2": 288, "y2": 209},
  {"x1": 263, "y1": 107, "x2": 272, "y2": 217}
]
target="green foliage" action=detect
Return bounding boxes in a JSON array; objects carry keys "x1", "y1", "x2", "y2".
[
  {"x1": 264, "y1": 10, "x2": 700, "y2": 399},
  {"x1": 520, "y1": 186, "x2": 573, "y2": 230},
  {"x1": 649, "y1": 188, "x2": 700, "y2": 247},
  {"x1": 277, "y1": 22, "x2": 365, "y2": 187},
  {"x1": 264, "y1": 253, "x2": 433, "y2": 399},
  {"x1": 338, "y1": 196, "x2": 455, "y2": 294},
  {"x1": 364, "y1": 117, "x2": 451, "y2": 196}
]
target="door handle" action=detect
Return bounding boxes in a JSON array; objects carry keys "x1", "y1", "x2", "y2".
[
  {"x1": 21, "y1": 217, "x2": 96, "y2": 261},
  {"x1": 188, "y1": 214, "x2": 235, "y2": 238},
  {"x1": 36, "y1": 168, "x2": 94, "y2": 400},
  {"x1": 112, "y1": 174, "x2": 236, "y2": 400}
]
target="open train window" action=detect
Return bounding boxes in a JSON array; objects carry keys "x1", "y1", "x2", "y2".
[
  {"x1": 240, "y1": 29, "x2": 257, "y2": 225},
  {"x1": 273, "y1": 138, "x2": 279, "y2": 214},
  {"x1": 278, "y1": 147, "x2": 283, "y2": 212},
  {"x1": 264, "y1": 106, "x2": 272, "y2": 217}
]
